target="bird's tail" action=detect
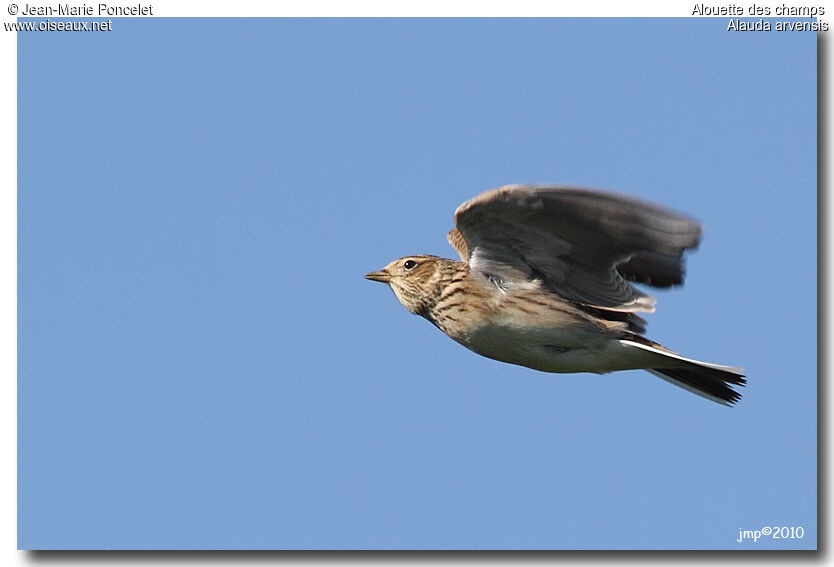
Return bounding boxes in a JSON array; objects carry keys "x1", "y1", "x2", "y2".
[{"x1": 620, "y1": 338, "x2": 746, "y2": 406}]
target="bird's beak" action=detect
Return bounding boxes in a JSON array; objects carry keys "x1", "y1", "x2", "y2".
[{"x1": 365, "y1": 269, "x2": 391, "y2": 283}]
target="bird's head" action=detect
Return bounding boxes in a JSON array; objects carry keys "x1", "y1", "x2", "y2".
[{"x1": 365, "y1": 255, "x2": 448, "y2": 316}]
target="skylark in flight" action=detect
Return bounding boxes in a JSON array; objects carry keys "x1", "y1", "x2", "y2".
[{"x1": 365, "y1": 185, "x2": 745, "y2": 405}]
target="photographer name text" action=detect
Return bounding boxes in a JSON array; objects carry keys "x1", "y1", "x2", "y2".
[{"x1": 19, "y1": 3, "x2": 152, "y2": 16}]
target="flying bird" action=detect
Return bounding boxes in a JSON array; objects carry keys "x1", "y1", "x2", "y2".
[{"x1": 365, "y1": 185, "x2": 745, "y2": 405}]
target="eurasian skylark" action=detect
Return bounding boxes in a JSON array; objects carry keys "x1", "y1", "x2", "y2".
[{"x1": 365, "y1": 185, "x2": 745, "y2": 405}]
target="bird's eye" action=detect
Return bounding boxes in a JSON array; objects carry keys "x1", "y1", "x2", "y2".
[{"x1": 403, "y1": 260, "x2": 417, "y2": 270}]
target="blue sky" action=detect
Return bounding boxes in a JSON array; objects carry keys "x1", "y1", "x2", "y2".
[{"x1": 18, "y1": 18, "x2": 816, "y2": 549}]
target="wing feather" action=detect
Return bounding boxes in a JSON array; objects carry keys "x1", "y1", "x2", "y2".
[
  {"x1": 452, "y1": 185, "x2": 702, "y2": 313},
  {"x1": 447, "y1": 228, "x2": 468, "y2": 261}
]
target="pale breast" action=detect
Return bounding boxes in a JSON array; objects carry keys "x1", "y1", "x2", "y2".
[{"x1": 452, "y1": 285, "x2": 618, "y2": 373}]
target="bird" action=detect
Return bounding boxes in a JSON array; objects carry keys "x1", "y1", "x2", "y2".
[{"x1": 365, "y1": 184, "x2": 745, "y2": 405}]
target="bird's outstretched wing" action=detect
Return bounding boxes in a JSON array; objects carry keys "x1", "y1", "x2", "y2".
[{"x1": 452, "y1": 185, "x2": 702, "y2": 313}]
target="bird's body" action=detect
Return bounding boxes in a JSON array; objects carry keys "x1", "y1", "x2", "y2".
[
  {"x1": 366, "y1": 185, "x2": 745, "y2": 405},
  {"x1": 411, "y1": 257, "x2": 622, "y2": 372}
]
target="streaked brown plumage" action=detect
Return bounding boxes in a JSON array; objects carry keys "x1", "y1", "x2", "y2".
[{"x1": 365, "y1": 185, "x2": 745, "y2": 405}]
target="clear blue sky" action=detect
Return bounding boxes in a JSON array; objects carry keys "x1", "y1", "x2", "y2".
[{"x1": 18, "y1": 18, "x2": 816, "y2": 549}]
